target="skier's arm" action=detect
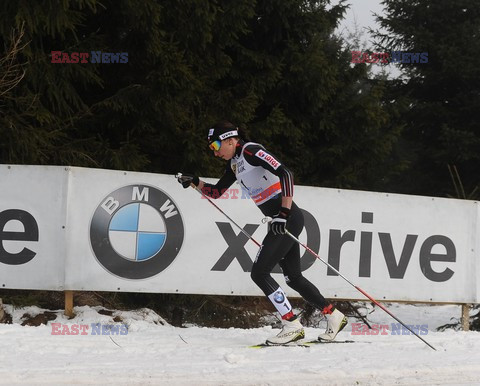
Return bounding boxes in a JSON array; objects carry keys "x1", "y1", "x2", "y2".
[{"x1": 197, "y1": 164, "x2": 236, "y2": 199}]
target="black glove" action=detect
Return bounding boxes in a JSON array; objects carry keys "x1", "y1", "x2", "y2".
[
  {"x1": 177, "y1": 173, "x2": 199, "y2": 189},
  {"x1": 270, "y1": 207, "x2": 291, "y2": 235}
]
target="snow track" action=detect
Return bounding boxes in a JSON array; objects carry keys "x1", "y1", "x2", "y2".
[{"x1": 1, "y1": 305, "x2": 479, "y2": 385}]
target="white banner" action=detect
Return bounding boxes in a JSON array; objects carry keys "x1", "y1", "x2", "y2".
[
  {"x1": 0, "y1": 165, "x2": 478, "y2": 303},
  {"x1": 0, "y1": 165, "x2": 67, "y2": 290}
]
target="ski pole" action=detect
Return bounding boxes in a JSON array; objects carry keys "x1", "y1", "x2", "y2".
[
  {"x1": 285, "y1": 230, "x2": 437, "y2": 351},
  {"x1": 179, "y1": 174, "x2": 436, "y2": 351},
  {"x1": 175, "y1": 173, "x2": 261, "y2": 247}
]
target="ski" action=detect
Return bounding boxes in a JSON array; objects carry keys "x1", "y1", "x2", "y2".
[
  {"x1": 303, "y1": 339, "x2": 356, "y2": 345},
  {"x1": 250, "y1": 339, "x2": 367, "y2": 348},
  {"x1": 249, "y1": 342, "x2": 310, "y2": 348}
]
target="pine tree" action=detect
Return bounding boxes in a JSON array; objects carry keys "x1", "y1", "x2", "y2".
[
  {"x1": 373, "y1": 0, "x2": 480, "y2": 197},
  {"x1": 0, "y1": 1, "x2": 107, "y2": 166},
  {"x1": 0, "y1": 0, "x2": 162, "y2": 169},
  {"x1": 1, "y1": 0, "x2": 404, "y2": 192},
  {"x1": 220, "y1": 0, "x2": 404, "y2": 191}
]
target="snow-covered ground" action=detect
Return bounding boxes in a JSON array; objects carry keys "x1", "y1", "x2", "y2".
[{"x1": 1, "y1": 303, "x2": 479, "y2": 385}]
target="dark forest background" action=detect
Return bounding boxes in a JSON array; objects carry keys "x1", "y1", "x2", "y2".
[
  {"x1": 1, "y1": 0, "x2": 478, "y2": 199},
  {"x1": 1, "y1": 0, "x2": 479, "y2": 329}
]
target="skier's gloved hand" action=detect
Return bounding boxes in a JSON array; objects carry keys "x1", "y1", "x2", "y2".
[
  {"x1": 270, "y1": 207, "x2": 291, "y2": 235},
  {"x1": 177, "y1": 173, "x2": 199, "y2": 189}
]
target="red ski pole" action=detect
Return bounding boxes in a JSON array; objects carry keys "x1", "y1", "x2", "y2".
[
  {"x1": 286, "y1": 230, "x2": 436, "y2": 351},
  {"x1": 180, "y1": 174, "x2": 436, "y2": 351}
]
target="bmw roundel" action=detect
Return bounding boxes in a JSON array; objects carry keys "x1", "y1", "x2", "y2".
[
  {"x1": 273, "y1": 291, "x2": 285, "y2": 303},
  {"x1": 90, "y1": 185, "x2": 184, "y2": 279}
]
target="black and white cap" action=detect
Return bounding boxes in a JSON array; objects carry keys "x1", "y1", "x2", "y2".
[{"x1": 207, "y1": 124, "x2": 239, "y2": 143}]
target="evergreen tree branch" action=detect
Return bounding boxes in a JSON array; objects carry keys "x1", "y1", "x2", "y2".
[{"x1": 0, "y1": 23, "x2": 28, "y2": 98}]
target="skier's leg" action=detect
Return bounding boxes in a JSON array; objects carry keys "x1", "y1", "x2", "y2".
[
  {"x1": 250, "y1": 211, "x2": 304, "y2": 344},
  {"x1": 280, "y1": 251, "x2": 348, "y2": 341},
  {"x1": 279, "y1": 243, "x2": 329, "y2": 311},
  {"x1": 250, "y1": 231, "x2": 296, "y2": 319},
  {"x1": 280, "y1": 205, "x2": 348, "y2": 341}
]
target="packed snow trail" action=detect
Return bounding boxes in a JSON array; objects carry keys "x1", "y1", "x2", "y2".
[{"x1": 0, "y1": 304, "x2": 479, "y2": 385}]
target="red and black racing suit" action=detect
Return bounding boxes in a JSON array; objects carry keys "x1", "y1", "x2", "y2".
[{"x1": 202, "y1": 140, "x2": 328, "y2": 312}]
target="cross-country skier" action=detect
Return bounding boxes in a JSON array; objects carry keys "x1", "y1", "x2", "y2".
[{"x1": 177, "y1": 120, "x2": 347, "y2": 345}]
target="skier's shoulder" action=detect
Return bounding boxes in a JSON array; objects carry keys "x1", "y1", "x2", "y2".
[
  {"x1": 242, "y1": 142, "x2": 282, "y2": 169},
  {"x1": 242, "y1": 142, "x2": 264, "y2": 155}
]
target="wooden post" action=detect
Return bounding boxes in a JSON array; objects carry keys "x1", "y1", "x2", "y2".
[
  {"x1": 461, "y1": 304, "x2": 470, "y2": 331},
  {"x1": 0, "y1": 298, "x2": 5, "y2": 323},
  {"x1": 64, "y1": 291, "x2": 74, "y2": 318}
]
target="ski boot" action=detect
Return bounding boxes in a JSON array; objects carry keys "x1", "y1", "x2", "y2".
[
  {"x1": 266, "y1": 316, "x2": 305, "y2": 345},
  {"x1": 318, "y1": 306, "x2": 348, "y2": 341}
]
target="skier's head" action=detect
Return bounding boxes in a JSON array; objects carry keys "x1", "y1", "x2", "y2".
[
  {"x1": 207, "y1": 120, "x2": 241, "y2": 160},
  {"x1": 207, "y1": 121, "x2": 239, "y2": 146}
]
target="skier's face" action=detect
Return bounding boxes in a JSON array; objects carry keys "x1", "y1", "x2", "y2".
[{"x1": 211, "y1": 138, "x2": 236, "y2": 160}]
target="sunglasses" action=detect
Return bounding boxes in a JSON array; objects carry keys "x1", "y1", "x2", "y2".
[{"x1": 209, "y1": 140, "x2": 222, "y2": 151}]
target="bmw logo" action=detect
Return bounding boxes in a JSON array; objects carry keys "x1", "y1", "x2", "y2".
[
  {"x1": 273, "y1": 291, "x2": 285, "y2": 304},
  {"x1": 90, "y1": 185, "x2": 184, "y2": 279}
]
